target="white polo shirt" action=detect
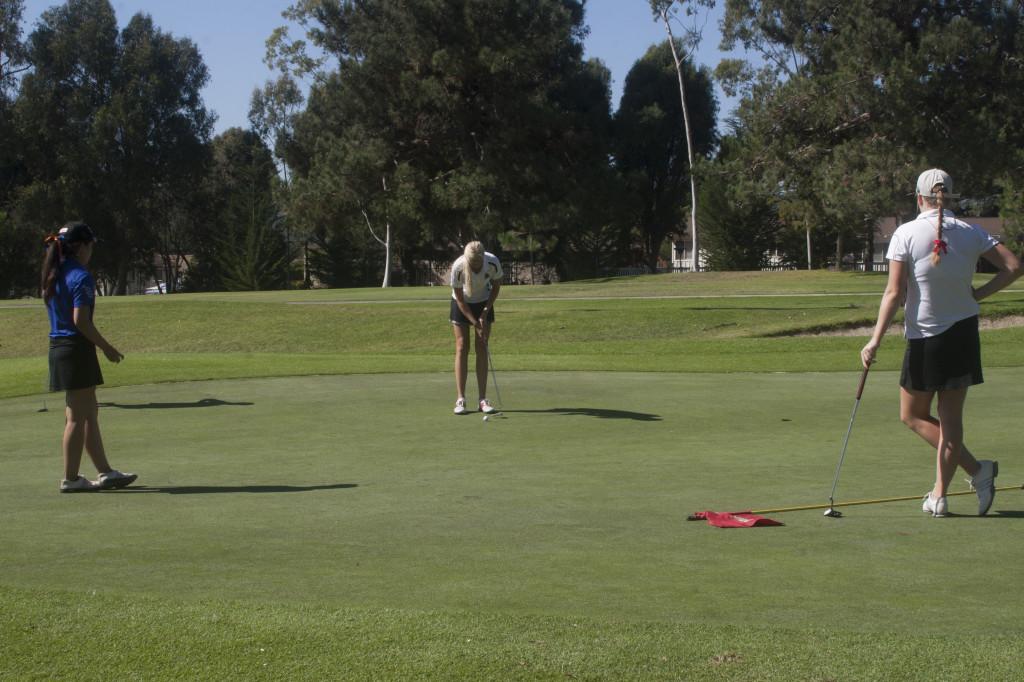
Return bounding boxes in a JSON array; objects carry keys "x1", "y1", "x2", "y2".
[
  {"x1": 450, "y1": 252, "x2": 503, "y2": 304},
  {"x1": 886, "y1": 209, "x2": 999, "y2": 338}
]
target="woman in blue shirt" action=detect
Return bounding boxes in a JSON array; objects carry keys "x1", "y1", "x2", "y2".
[{"x1": 42, "y1": 222, "x2": 137, "y2": 493}]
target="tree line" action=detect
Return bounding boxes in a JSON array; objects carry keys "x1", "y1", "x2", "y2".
[
  {"x1": 709, "y1": 0, "x2": 1024, "y2": 269},
  {"x1": 2, "y1": 0, "x2": 1023, "y2": 297}
]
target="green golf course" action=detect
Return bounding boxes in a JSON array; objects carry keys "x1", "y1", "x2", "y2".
[{"x1": 2, "y1": 271, "x2": 1023, "y2": 680}]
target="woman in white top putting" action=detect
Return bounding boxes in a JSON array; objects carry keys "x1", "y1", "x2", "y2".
[
  {"x1": 450, "y1": 241, "x2": 502, "y2": 415},
  {"x1": 861, "y1": 169, "x2": 1021, "y2": 517}
]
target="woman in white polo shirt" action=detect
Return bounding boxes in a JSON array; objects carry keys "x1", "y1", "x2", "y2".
[
  {"x1": 449, "y1": 241, "x2": 503, "y2": 415},
  {"x1": 861, "y1": 169, "x2": 1021, "y2": 517}
]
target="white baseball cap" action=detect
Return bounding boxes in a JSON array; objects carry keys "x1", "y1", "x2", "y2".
[{"x1": 916, "y1": 169, "x2": 953, "y2": 198}]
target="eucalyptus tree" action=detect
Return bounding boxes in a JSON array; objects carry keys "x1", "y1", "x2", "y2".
[
  {"x1": 650, "y1": 0, "x2": 715, "y2": 271},
  {"x1": 0, "y1": 0, "x2": 33, "y2": 296},
  {"x1": 15, "y1": 0, "x2": 212, "y2": 293},
  {"x1": 717, "y1": 0, "x2": 1024, "y2": 267},
  {"x1": 249, "y1": 74, "x2": 308, "y2": 284},
  {"x1": 269, "y1": 0, "x2": 610, "y2": 286},
  {"x1": 185, "y1": 128, "x2": 287, "y2": 292},
  {"x1": 0, "y1": 0, "x2": 28, "y2": 102},
  {"x1": 614, "y1": 40, "x2": 716, "y2": 272}
]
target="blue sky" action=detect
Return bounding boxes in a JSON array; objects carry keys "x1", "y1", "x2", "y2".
[{"x1": 20, "y1": 0, "x2": 749, "y2": 135}]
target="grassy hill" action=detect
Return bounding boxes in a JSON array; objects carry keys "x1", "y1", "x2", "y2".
[{"x1": 3, "y1": 271, "x2": 1023, "y2": 399}]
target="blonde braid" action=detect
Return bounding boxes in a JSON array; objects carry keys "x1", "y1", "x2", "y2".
[{"x1": 931, "y1": 188, "x2": 946, "y2": 266}]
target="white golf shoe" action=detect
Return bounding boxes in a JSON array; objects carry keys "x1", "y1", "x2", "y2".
[
  {"x1": 453, "y1": 398, "x2": 467, "y2": 415},
  {"x1": 98, "y1": 470, "x2": 138, "y2": 490},
  {"x1": 922, "y1": 492, "x2": 948, "y2": 518},
  {"x1": 479, "y1": 398, "x2": 497, "y2": 414},
  {"x1": 969, "y1": 460, "x2": 998, "y2": 516},
  {"x1": 59, "y1": 476, "x2": 100, "y2": 493}
]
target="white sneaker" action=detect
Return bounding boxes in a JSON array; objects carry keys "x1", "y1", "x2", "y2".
[
  {"x1": 970, "y1": 460, "x2": 998, "y2": 516},
  {"x1": 97, "y1": 470, "x2": 138, "y2": 490},
  {"x1": 59, "y1": 476, "x2": 100, "y2": 493},
  {"x1": 453, "y1": 398, "x2": 467, "y2": 415},
  {"x1": 922, "y1": 492, "x2": 948, "y2": 517},
  {"x1": 479, "y1": 398, "x2": 497, "y2": 414}
]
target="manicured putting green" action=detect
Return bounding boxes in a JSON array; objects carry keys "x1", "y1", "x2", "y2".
[{"x1": 3, "y1": 369, "x2": 1022, "y2": 638}]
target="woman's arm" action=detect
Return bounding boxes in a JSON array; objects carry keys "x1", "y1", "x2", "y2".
[
  {"x1": 453, "y1": 288, "x2": 477, "y2": 327},
  {"x1": 973, "y1": 243, "x2": 1023, "y2": 302},
  {"x1": 73, "y1": 306, "x2": 123, "y2": 363},
  {"x1": 479, "y1": 282, "x2": 501, "y2": 341},
  {"x1": 860, "y1": 259, "x2": 907, "y2": 368},
  {"x1": 482, "y1": 282, "x2": 501, "y2": 313}
]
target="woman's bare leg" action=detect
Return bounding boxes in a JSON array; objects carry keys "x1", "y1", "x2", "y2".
[
  {"x1": 932, "y1": 387, "x2": 968, "y2": 497},
  {"x1": 63, "y1": 387, "x2": 110, "y2": 479},
  {"x1": 899, "y1": 387, "x2": 979, "y2": 476},
  {"x1": 453, "y1": 324, "x2": 470, "y2": 400},
  {"x1": 84, "y1": 403, "x2": 112, "y2": 475}
]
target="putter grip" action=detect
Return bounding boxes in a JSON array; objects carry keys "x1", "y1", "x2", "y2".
[{"x1": 855, "y1": 365, "x2": 870, "y2": 400}]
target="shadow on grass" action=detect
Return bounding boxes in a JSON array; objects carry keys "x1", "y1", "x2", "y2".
[
  {"x1": 117, "y1": 483, "x2": 357, "y2": 494},
  {"x1": 99, "y1": 398, "x2": 254, "y2": 409},
  {"x1": 922, "y1": 510, "x2": 1024, "y2": 519},
  {"x1": 502, "y1": 407, "x2": 661, "y2": 421}
]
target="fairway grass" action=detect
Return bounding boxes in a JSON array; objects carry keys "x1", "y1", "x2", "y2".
[
  {"x1": 3, "y1": 371, "x2": 1023, "y2": 680},
  {"x1": 5, "y1": 587, "x2": 1022, "y2": 681},
  {"x1": 3, "y1": 272, "x2": 1023, "y2": 679}
]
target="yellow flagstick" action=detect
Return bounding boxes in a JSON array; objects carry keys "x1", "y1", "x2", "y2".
[{"x1": 750, "y1": 484, "x2": 1024, "y2": 515}]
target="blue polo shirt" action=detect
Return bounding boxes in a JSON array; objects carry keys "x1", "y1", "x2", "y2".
[{"x1": 47, "y1": 258, "x2": 95, "y2": 338}]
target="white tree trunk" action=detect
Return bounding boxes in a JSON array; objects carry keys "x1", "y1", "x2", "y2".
[
  {"x1": 381, "y1": 221, "x2": 391, "y2": 288},
  {"x1": 806, "y1": 224, "x2": 813, "y2": 270},
  {"x1": 660, "y1": 9, "x2": 699, "y2": 273},
  {"x1": 361, "y1": 205, "x2": 392, "y2": 288}
]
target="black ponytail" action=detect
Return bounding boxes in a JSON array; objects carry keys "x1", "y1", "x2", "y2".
[
  {"x1": 40, "y1": 222, "x2": 94, "y2": 300},
  {"x1": 40, "y1": 237, "x2": 63, "y2": 301}
]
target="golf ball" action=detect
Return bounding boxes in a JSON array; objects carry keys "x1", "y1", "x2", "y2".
[{"x1": 483, "y1": 415, "x2": 489, "y2": 422}]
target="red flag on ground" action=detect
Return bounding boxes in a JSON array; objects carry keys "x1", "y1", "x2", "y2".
[{"x1": 688, "y1": 511, "x2": 784, "y2": 528}]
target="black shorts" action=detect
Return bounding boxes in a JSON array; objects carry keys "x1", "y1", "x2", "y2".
[
  {"x1": 49, "y1": 335, "x2": 104, "y2": 392},
  {"x1": 450, "y1": 299, "x2": 495, "y2": 326},
  {"x1": 900, "y1": 315, "x2": 982, "y2": 392}
]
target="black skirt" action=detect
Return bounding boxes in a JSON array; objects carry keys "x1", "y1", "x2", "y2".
[
  {"x1": 900, "y1": 315, "x2": 982, "y2": 392},
  {"x1": 449, "y1": 298, "x2": 495, "y2": 326},
  {"x1": 49, "y1": 335, "x2": 104, "y2": 392}
]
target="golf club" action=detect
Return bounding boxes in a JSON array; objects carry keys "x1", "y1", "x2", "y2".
[
  {"x1": 824, "y1": 365, "x2": 870, "y2": 518},
  {"x1": 485, "y1": 342, "x2": 503, "y2": 412}
]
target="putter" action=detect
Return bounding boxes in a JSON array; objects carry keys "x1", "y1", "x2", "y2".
[
  {"x1": 485, "y1": 343, "x2": 503, "y2": 412},
  {"x1": 824, "y1": 365, "x2": 870, "y2": 518}
]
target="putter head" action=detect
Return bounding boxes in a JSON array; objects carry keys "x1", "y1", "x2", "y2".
[{"x1": 823, "y1": 508, "x2": 843, "y2": 518}]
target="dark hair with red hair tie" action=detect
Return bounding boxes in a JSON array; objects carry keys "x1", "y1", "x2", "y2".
[{"x1": 40, "y1": 222, "x2": 93, "y2": 301}]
